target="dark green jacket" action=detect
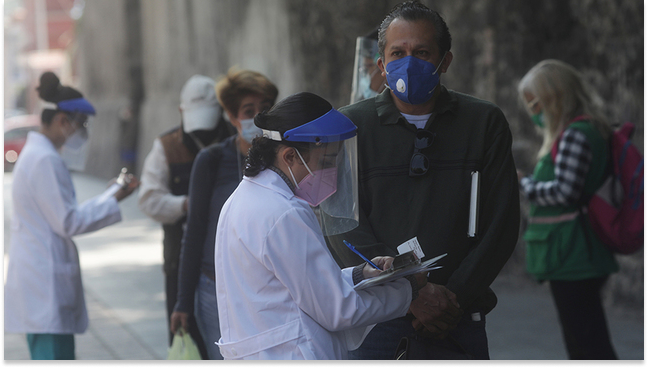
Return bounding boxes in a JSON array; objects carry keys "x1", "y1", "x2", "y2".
[
  {"x1": 524, "y1": 121, "x2": 619, "y2": 281},
  {"x1": 327, "y1": 87, "x2": 520, "y2": 313}
]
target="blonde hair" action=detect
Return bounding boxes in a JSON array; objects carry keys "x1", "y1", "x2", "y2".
[
  {"x1": 215, "y1": 67, "x2": 279, "y2": 116},
  {"x1": 517, "y1": 59, "x2": 611, "y2": 158}
]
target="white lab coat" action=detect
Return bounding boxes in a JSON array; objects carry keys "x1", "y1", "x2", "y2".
[
  {"x1": 214, "y1": 169, "x2": 411, "y2": 360},
  {"x1": 4, "y1": 132, "x2": 122, "y2": 334}
]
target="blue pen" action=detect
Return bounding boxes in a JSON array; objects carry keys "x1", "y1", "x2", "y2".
[{"x1": 343, "y1": 240, "x2": 381, "y2": 270}]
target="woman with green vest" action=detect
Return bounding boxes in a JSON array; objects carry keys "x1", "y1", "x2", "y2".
[{"x1": 517, "y1": 59, "x2": 618, "y2": 360}]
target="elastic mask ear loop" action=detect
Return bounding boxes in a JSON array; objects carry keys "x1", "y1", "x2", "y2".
[
  {"x1": 287, "y1": 165, "x2": 300, "y2": 190},
  {"x1": 382, "y1": 58, "x2": 391, "y2": 91},
  {"x1": 432, "y1": 52, "x2": 448, "y2": 76},
  {"x1": 286, "y1": 148, "x2": 312, "y2": 190},
  {"x1": 294, "y1": 149, "x2": 315, "y2": 177},
  {"x1": 60, "y1": 114, "x2": 74, "y2": 139}
]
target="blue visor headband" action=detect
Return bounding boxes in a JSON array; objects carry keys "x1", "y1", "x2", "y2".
[
  {"x1": 57, "y1": 98, "x2": 96, "y2": 116},
  {"x1": 262, "y1": 108, "x2": 357, "y2": 143}
]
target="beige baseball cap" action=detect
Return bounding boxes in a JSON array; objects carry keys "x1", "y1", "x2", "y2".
[{"x1": 180, "y1": 75, "x2": 221, "y2": 133}]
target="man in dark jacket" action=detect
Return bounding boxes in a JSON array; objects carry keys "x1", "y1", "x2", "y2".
[
  {"x1": 138, "y1": 75, "x2": 234, "y2": 358},
  {"x1": 326, "y1": 1, "x2": 519, "y2": 360}
]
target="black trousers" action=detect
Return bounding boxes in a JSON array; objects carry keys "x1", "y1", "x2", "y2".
[
  {"x1": 165, "y1": 266, "x2": 209, "y2": 360},
  {"x1": 549, "y1": 277, "x2": 617, "y2": 360}
]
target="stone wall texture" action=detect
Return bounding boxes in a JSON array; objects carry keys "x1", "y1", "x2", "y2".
[{"x1": 75, "y1": 0, "x2": 643, "y2": 307}]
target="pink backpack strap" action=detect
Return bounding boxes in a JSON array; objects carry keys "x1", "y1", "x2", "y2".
[{"x1": 619, "y1": 121, "x2": 635, "y2": 140}]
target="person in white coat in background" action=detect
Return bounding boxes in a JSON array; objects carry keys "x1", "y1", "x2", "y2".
[
  {"x1": 4, "y1": 72, "x2": 139, "y2": 360},
  {"x1": 214, "y1": 92, "x2": 427, "y2": 360}
]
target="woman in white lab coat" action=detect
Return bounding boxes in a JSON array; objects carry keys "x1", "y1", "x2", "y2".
[
  {"x1": 4, "y1": 72, "x2": 139, "y2": 360},
  {"x1": 214, "y1": 92, "x2": 425, "y2": 360}
]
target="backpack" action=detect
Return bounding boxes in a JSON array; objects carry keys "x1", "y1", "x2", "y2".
[{"x1": 552, "y1": 119, "x2": 644, "y2": 254}]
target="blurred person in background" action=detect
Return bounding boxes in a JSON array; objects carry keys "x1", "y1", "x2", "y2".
[
  {"x1": 4, "y1": 72, "x2": 139, "y2": 360},
  {"x1": 350, "y1": 27, "x2": 387, "y2": 104},
  {"x1": 169, "y1": 68, "x2": 278, "y2": 359},
  {"x1": 137, "y1": 74, "x2": 234, "y2": 358},
  {"x1": 327, "y1": 1, "x2": 519, "y2": 359},
  {"x1": 517, "y1": 59, "x2": 619, "y2": 360}
]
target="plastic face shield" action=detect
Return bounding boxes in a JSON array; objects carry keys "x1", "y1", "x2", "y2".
[
  {"x1": 264, "y1": 109, "x2": 360, "y2": 235},
  {"x1": 317, "y1": 135, "x2": 359, "y2": 236},
  {"x1": 60, "y1": 112, "x2": 91, "y2": 171},
  {"x1": 350, "y1": 36, "x2": 381, "y2": 104}
]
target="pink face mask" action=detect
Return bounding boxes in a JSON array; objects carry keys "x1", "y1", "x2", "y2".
[{"x1": 288, "y1": 149, "x2": 338, "y2": 207}]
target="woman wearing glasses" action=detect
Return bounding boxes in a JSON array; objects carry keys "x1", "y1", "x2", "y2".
[
  {"x1": 517, "y1": 59, "x2": 619, "y2": 359},
  {"x1": 4, "y1": 72, "x2": 139, "y2": 360},
  {"x1": 213, "y1": 92, "x2": 426, "y2": 360}
]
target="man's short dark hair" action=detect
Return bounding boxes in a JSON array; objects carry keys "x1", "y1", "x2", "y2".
[{"x1": 378, "y1": 1, "x2": 452, "y2": 60}]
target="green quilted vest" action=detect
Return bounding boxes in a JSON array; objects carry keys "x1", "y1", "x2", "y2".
[{"x1": 524, "y1": 121, "x2": 619, "y2": 281}]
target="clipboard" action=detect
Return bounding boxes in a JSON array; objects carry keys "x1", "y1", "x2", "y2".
[{"x1": 353, "y1": 253, "x2": 447, "y2": 290}]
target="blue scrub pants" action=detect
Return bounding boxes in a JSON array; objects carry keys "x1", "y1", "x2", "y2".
[{"x1": 26, "y1": 333, "x2": 75, "y2": 360}]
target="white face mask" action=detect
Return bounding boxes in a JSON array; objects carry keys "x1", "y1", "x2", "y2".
[
  {"x1": 359, "y1": 66, "x2": 380, "y2": 100},
  {"x1": 359, "y1": 74, "x2": 379, "y2": 100},
  {"x1": 239, "y1": 118, "x2": 263, "y2": 143},
  {"x1": 60, "y1": 125, "x2": 89, "y2": 171}
]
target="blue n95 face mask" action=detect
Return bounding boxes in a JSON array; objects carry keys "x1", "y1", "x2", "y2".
[{"x1": 385, "y1": 53, "x2": 446, "y2": 105}]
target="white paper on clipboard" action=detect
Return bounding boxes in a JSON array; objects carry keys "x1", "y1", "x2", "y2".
[{"x1": 354, "y1": 253, "x2": 447, "y2": 290}]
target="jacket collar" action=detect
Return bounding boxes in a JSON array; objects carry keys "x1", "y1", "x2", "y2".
[
  {"x1": 27, "y1": 131, "x2": 58, "y2": 153},
  {"x1": 375, "y1": 85, "x2": 458, "y2": 127},
  {"x1": 244, "y1": 168, "x2": 296, "y2": 201}
]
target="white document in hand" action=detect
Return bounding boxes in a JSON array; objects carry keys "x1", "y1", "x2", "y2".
[
  {"x1": 353, "y1": 253, "x2": 447, "y2": 290},
  {"x1": 396, "y1": 237, "x2": 425, "y2": 259}
]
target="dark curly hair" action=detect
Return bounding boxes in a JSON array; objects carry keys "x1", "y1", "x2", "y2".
[
  {"x1": 244, "y1": 92, "x2": 332, "y2": 177},
  {"x1": 36, "y1": 71, "x2": 84, "y2": 125}
]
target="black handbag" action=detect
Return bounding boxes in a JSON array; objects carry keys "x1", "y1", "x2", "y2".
[{"x1": 394, "y1": 335, "x2": 473, "y2": 360}]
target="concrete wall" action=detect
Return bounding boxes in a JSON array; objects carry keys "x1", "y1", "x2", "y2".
[
  {"x1": 136, "y1": 0, "x2": 302, "y2": 173},
  {"x1": 75, "y1": 0, "x2": 643, "y2": 307},
  {"x1": 76, "y1": 0, "x2": 131, "y2": 177}
]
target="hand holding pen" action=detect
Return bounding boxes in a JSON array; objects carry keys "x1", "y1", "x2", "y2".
[
  {"x1": 343, "y1": 240, "x2": 381, "y2": 269},
  {"x1": 362, "y1": 256, "x2": 394, "y2": 279},
  {"x1": 344, "y1": 240, "x2": 393, "y2": 278}
]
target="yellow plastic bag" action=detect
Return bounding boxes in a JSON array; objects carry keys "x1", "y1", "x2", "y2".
[{"x1": 167, "y1": 328, "x2": 201, "y2": 360}]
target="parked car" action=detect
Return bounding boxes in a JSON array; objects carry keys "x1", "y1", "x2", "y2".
[{"x1": 4, "y1": 114, "x2": 40, "y2": 169}]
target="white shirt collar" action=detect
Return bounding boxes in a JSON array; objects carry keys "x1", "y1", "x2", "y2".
[{"x1": 27, "y1": 131, "x2": 58, "y2": 153}]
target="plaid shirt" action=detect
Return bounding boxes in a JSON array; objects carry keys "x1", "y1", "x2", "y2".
[{"x1": 521, "y1": 128, "x2": 592, "y2": 206}]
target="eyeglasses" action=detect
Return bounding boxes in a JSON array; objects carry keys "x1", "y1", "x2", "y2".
[{"x1": 409, "y1": 129, "x2": 436, "y2": 177}]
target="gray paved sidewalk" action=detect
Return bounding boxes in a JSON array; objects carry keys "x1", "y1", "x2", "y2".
[{"x1": 3, "y1": 172, "x2": 644, "y2": 360}]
